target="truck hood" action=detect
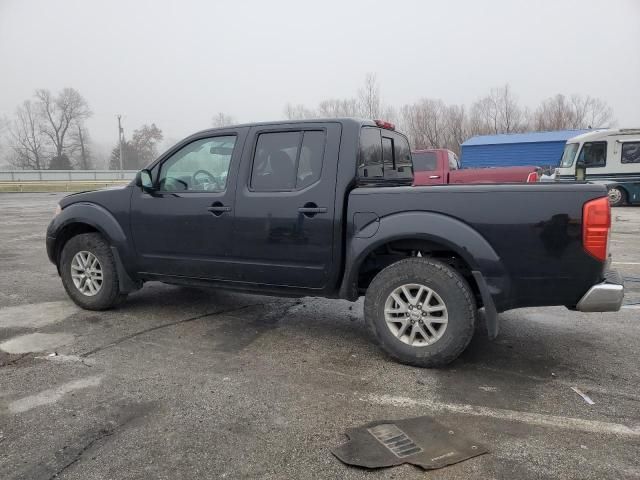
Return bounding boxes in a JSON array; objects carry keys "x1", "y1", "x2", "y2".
[{"x1": 59, "y1": 184, "x2": 131, "y2": 208}]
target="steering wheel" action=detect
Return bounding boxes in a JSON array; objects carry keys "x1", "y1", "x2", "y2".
[
  {"x1": 192, "y1": 169, "x2": 220, "y2": 190},
  {"x1": 159, "y1": 177, "x2": 188, "y2": 191}
]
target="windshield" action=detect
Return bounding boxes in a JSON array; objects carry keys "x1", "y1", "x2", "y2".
[{"x1": 560, "y1": 143, "x2": 580, "y2": 168}]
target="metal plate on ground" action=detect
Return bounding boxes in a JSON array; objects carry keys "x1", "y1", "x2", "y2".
[{"x1": 332, "y1": 416, "x2": 487, "y2": 470}]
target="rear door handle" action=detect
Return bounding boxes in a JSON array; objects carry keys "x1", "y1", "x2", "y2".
[
  {"x1": 298, "y1": 203, "x2": 327, "y2": 218},
  {"x1": 207, "y1": 202, "x2": 232, "y2": 216},
  {"x1": 298, "y1": 207, "x2": 327, "y2": 214}
]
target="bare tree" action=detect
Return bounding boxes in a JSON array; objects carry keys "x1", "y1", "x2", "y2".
[
  {"x1": 283, "y1": 103, "x2": 316, "y2": 120},
  {"x1": 532, "y1": 94, "x2": 575, "y2": 130},
  {"x1": 8, "y1": 100, "x2": 46, "y2": 169},
  {"x1": 35, "y1": 88, "x2": 91, "y2": 164},
  {"x1": 468, "y1": 84, "x2": 526, "y2": 135},
  {"x1": 443, "y1": 105, "x2": 467, "y2": 155},
  {"x1": 400, "y1": 99, "x2": 447, "y2": 149},
  {"x1": 571, "y1": 95, "x2": 614, "y2": 128},
  {"x1": 532, "y1": 93, "x2": 614, "y2": 130},
  {"x1": 495, "y1": 84, "x2": 526, "y2": 133},
  {"x1": 0, "y1": 115, "x2": 10, "y2": 166},
  {"x1": 358, "y1": 73, "x2": 381, "y2": 118},
  {"x1": 283, "y1": 73, "x2": 391, "y2": 122},
  {"x1": 212, "y1": 112, "x2": 236, "y2": 128},
  {"x1": 70, "y1": 124, "x2": 92, "y2": 169},
  {"x1": 317, "y1": 98, "x2": 360, "y2": 117}
]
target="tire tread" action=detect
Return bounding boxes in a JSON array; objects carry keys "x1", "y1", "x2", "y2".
[{"x1": 364, "y1": 257, "x2": 476, "y2": 368}]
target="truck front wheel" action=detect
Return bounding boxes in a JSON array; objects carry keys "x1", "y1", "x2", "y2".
[
  {"x1": 364, "y1": 258, "x2": 476, "y2": 368},
  {"x1": 60, "y1": 233, "x2": 127, "y2": 310}
]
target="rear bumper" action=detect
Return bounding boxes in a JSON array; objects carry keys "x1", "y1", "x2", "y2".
[{"x1": 576, "y1": 269, "x2": 624, "y2": 312}]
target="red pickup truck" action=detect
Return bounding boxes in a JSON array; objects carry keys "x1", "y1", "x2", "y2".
[{"x1": 413, "y1": 149, "x2": 539, "y2": 185}]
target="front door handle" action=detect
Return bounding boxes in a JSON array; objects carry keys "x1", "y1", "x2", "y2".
[
  {"x1": 298, "y1": 202, "x2": 327, "y2": 218},
  {"x1": 429, "y1": 175, "x2": 441, "y2": 179},
  {"x1": 208, "y1": 202, "x2": 231, "y2": 216}
]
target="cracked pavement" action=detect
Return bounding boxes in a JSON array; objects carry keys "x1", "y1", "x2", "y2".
[{"x1": 0, "y1": 193, "x2": 639, "y2": 479}]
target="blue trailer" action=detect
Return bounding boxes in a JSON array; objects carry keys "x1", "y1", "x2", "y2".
[{"x1": 460, "y1": 130, "x2": 590, "y2": 168}]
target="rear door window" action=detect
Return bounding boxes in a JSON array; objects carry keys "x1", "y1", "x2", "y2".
[
  {"x1": 250, "y1": 130, "x2": 326, "y2": 191},
  {"x1": 621, "y1": 142, "x2": 640, "y2": 164},
  {"x1": 296, "y1": 131, "x2": 325, "y2": 188},
  {"x1": 412, "y1": 152, "x2": 438, "y2": 171},
  {"x1": 578, "y1": 142, "x2": 607, "y2": 168}
]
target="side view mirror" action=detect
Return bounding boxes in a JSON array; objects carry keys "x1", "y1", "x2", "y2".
[
  {"x1": 136, "y1": 169, "x2": 155, "y2": 192},
  {"x1": 575, "y1": 159, "x2": 586, "y2": 182}
]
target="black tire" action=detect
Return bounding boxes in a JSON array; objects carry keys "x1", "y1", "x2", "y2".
[
  {"x1": 60, "y1": 233, "x2": 127, "y2": 310},
  {"x1": 608, "y1": 186, "x2": 626, "y2": 207},
  {"x1": 364, "y1": 257, "x2": 476, "y2": 368}
]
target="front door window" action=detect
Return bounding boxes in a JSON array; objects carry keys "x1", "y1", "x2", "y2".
[{"x1": 158, "y1": 136, "x2": 236, "y2": 191}]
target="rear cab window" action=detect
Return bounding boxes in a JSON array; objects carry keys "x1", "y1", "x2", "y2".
[
  {"x1": 448, "y1": 151, "x2": 459, "y2": 170},
  {"x1": 358, "y1": 127, "x2": 413, "y2": 185}
]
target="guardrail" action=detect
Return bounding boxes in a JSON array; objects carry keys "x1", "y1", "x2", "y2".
[
  {"x1": 0, "y1": 180, "x2": 130, "y2": 192},
  {"x1": 0, "y1": 170, "x2": 138, "y2": 181}
]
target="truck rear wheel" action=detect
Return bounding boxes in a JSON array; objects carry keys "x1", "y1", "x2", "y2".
[
  {"x1": 607, "y1": 186, "x2": 626, "y2": 207},
  {"x1": 364, "y1": 258, "x2": 476, "y2": 368},
  {"x1": 60, "y1": 233, "x2": 127, "y2": 310}
]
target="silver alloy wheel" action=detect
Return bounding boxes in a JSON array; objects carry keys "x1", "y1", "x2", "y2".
[
  {"x1": 608, "y1": 187, "x2": 622, "y2": 205},
  {"x1": 70, "y1": 251, "x2": 103, "y2": 296},
  {"x1": 384, "y1": 283, "x2": 448, "y2": 347}
]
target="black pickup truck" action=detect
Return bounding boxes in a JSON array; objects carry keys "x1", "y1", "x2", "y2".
[{"x1": 46, "y1": 118, "x2": 624, "y2": 367}]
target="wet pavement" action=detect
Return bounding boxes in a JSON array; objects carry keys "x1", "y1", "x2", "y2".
[{"x1": 1, "y1": 193, "x2": 639, "y2": 479}]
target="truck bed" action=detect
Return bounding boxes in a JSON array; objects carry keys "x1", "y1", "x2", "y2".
[{"x1": 346, "y1": 182, "x2": 607, "y2": 312}]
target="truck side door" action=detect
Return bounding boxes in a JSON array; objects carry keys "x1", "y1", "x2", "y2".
[
  {"x1": 232, "y1": 123, "x2": 340, "y2": 290},
  {"x1": 130, "y1": 128, "x2": 247, "y2": 280},
  {"x1": 411, "y1": 151, "x2": 445, "y2": 185}
]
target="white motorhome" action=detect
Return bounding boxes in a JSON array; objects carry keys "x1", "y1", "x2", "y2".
[{"x1": 556, "y1": 128, "x2": 640, "y2": 206}]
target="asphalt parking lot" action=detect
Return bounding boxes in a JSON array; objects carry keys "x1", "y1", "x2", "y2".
[{"x1": 0, "y1": 193, "x2": 639, "y2": 480}]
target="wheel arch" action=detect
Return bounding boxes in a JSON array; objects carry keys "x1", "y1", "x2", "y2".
[
  {"x1": 49, "y1": 203, "x2": 140, "y2": 293},
  {"x1": 340, "y1": 211, "x2": 510, "y2": 311},
  {"x1": 51, "y1": 203, "x2": 129, "y2": 268}
]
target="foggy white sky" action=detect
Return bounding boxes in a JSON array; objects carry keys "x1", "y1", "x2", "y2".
[{"x1": 1, "y1": 0, "x2": 639, "y2": 156}]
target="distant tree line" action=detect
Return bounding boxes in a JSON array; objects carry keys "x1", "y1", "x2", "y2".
[
  {"x1": 1, "y1": 76, "x2": 616, "y2": 169},
  {"x1": 279, "y1": 74, "x2": 616, "y2": 155}
]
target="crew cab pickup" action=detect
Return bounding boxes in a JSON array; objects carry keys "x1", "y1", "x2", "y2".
[
  {"x1": 413, "y1": 148, "x2": 539, "y2": 185},
  {"x1": 46, "y1": 118, "x2": 624, "y2": 367}
]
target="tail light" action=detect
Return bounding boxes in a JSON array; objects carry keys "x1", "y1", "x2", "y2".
[
  {"x1": 526, "y1": 171, "x2": 539, "y2": 183},
  {"x1": 582, "y1": 196, "x2": 610, "y2": 261}
]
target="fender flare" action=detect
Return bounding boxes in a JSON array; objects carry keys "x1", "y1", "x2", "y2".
[
  {"x1": 48, "y1": 202, "x2": 140, "y2": 293},
  {"x1": 340, "y1": 211, "x2": 510, "y2": 314}
]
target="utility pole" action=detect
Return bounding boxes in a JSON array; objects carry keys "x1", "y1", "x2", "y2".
[{"x1": 117, "y1": 115, "x2": 124, "y2": 179}]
